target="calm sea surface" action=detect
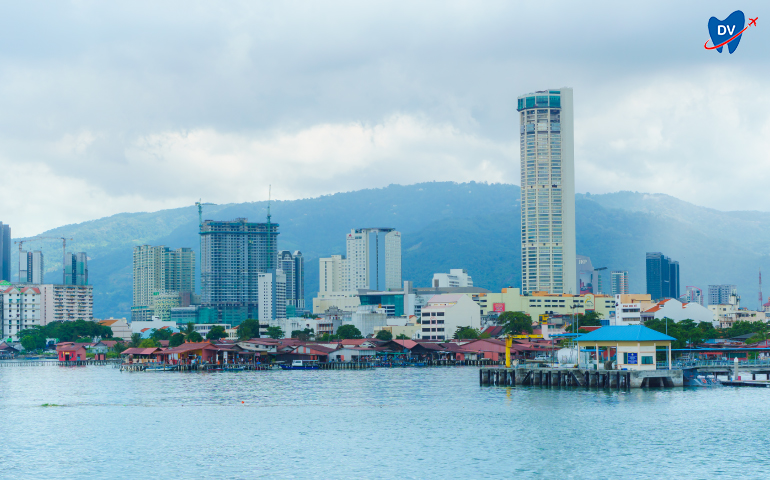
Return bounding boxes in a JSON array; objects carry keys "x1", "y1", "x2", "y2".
[{"x1": 0, "y1": 365, "x2": 768, "y2": 479}]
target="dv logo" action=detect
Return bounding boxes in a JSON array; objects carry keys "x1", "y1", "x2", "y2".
[{"x1": 705, "y1": 10, "x2": 758, "y2": 53}]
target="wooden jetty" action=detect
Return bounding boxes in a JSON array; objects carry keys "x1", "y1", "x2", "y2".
[{"x1": 480, "y1": 366, "x2": 683, "y2": 389}]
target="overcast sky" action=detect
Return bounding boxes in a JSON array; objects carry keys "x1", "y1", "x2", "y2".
[{"x1": 1, "y1": 1, "x2": 768, "y2": 236}]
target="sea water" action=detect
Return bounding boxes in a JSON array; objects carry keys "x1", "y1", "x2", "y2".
[{"x1": 0, "y1": 365, "x2": 767, "y2": 478}]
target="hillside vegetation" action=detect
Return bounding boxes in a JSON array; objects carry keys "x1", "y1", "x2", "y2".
[{"x1": 13, "y1": 182, "x2": 770, "y2": 317}]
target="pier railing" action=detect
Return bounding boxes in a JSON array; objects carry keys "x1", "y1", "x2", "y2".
[{"x1": 673, "y1": 358, "x2": 770, "y2": 368}]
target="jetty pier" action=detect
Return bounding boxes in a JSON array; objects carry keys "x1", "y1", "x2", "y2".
[{"x1": 480, "y1": 365, "x2": 683, "y2": 388}]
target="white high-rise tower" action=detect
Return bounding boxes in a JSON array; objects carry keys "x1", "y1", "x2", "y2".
[{"x1": 517, "y1": 87, "x2": 576, "y2": 295}]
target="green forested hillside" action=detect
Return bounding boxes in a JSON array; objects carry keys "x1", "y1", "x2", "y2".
[{"x1": 14, "y1": 182, "x2": 770, "y2": 317}]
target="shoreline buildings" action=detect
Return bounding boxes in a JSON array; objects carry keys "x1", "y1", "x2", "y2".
[
  {"x1": 517, "y1": 88, "x2": 576, "y2": 295},
  {"x1": 1, "y1": 281, "x2": 94, "y2": 339}
]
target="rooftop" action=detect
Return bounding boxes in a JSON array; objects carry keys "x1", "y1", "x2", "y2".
[{"x1": 576, "y1": 325, "x2": 675, "y2": 343}]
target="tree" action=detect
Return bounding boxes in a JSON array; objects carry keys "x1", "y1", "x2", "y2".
[
  {"x1": 266, "y1": 326, "x2": 284, "y2": 339},
  {"x1": 375, "y1": 330, "x2": 393, "y2": 341},
  {"x1": 130, "y1": 333, "x2": 142, "y2": 348},
  {"x1": 187, "y1": 331, "x2": 204, "y2": 343},
  {"x1": 150, "y1": 328, "x2": 173, "y2": 341},
  {"x1": 169, "y1": 333, "x2": 185, "y2": 347},
  {"x1": 291, "y1": 328, "x2": 314, "y2": 341},
  {"x1": 336, "y1": 325, "x2": 362, "y2": 339},
  {"x1": 453, "y1": 326, "x2": 479, "y2": 340},
  {"x1": 183, "y1": 322, "x2": 195, "y2": 337},
  {"x1": 238, "y1": 319, "x2": 261, "y2": 340},
  {"x1": 565, "y1": 312, "x2": 603, "y2": 333},
  {"x1": 645, "y1": 318, "x2": 717, "y2": 349},
  {"x1": 395, "y1": 333, "x2": 410, "y2": 340},
  {"x1": 112, "y1": 341, "x2": 128, "y2": 353},
  {"x1": 138, "y1": 338, "x2": 159, "y2": 348},
  {"x1": 317, "y1": 333, "x2": 339, "y2": 342},
  {"x1": 20, "y1": 333, "x2": 45, "y2": 351},
  {"x1": 498, "y1": 311, "x2": 534, "y2": 336},
  {"x1": 206, "y1": 325, "x2": 228, "y2": 340}
]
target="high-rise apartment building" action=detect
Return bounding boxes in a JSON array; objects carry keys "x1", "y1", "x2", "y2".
[
  {"x1": 708, "y1": 284, "x2": 738, "y2": 306},
  {"x1": 20, "y1": 251, "x2": 44, "y2": 284},
  {"x1": 517, "y1": 88, "x2": 576, "y2": 295},
  {"x1": 40, "y1": 284, "x2": 94, "y2": 324},
  {"x1": 346, "y1": 228, "x2": 401, "y2": 291},
  {"x1": 278, "y1": 250, "x2": 305, "y2": 310},
  {"x1": 132, "y1": 245, "x2": 195, "y2": 322},
  {"x1": 646, "y1": 252, "x2": 680, "y2": 301},
  {"x1": 258, "y1": 270, "x2": 287, "y2": 321},
  {"x1": 0, "y1": 222, "x2": 10, "y2": 282},
  {"x1": 64, "y1": 252, "x2": 88, "y2": 286},
  {"x1": 682, "y1": 286, "x2": 704, "y2": 306},
  {"x1": 200, "y1": 218, "x2": 278, "y2": 325},
  {"x1": 1, "y1": 284, "x2": 42, "y2": 339},
  {"x1": 319, "y1": 255, "x2": 348, "y2": 294},
  {"x1": 610, "y1": 271, "x2": 629, "y2": 296}
]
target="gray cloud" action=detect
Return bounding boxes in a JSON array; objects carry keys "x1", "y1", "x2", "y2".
[{"x1": 0, "y1": 0, "x2": 767, "y2": 236}]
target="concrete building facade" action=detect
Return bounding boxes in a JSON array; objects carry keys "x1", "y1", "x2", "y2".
[
  {"x1": 200, "y1": 218, "x2": 278, "y2": 325},
  {"x1": 20, "y1": 251, "x2": 45, "y2": 284},
  {"x1": 517, "y1": 88, "x2": 576, "y2": 295},
  {"x1": 258, "y1": 270, "x2": 287, "y2": 322},
  {"x1": 132, "y1": 245, "x2": 195, "y2": 322},
  {"x1": 1, "y1": 284, "x2": 42, "y2": 339},
  {"x1": 708, "y1": 284, "x2": 737, "y2": 306},
  {"x1": 40, "y1": 284, "x2": 94, "y2": 324},
  {"x1": 418, "y1": 294, "x2": 481, "y2": 341},
  {"x1": 432, "y1": 269, "x2": 473, "y2": 288},
  {"x1": 278, "y1": 250, "x2": 305, "y2": 310},
  {"x1": 478, "y1": 288, "x2": 616, "y2": 320},
  {"x1": 610, "y1": 271, "x2": 629, "y2": 296},
  {"x1": 346, "y1": 228, "x2": 401, "y2": 291}
]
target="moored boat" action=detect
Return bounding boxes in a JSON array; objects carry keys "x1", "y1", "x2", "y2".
[{"x1": 280, "y1": 360, "x2": 320, "y2": 370}]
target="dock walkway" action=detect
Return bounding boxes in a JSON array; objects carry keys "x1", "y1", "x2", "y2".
[{"x1": 480, "y1": 366, "x2": 683, "y2": 389}]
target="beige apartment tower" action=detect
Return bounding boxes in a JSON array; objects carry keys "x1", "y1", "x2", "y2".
[{"x1": 517, "y1": 88, "x2": 576, "y2": 295}]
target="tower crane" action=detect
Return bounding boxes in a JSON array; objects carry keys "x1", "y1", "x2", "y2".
[{"x1": 195, "y1": 199, "x2": 216, "y2": 229}]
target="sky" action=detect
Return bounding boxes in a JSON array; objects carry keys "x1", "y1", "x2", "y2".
[{"x1": 1, "y1": 1, "x2": 769, "y2": 237}]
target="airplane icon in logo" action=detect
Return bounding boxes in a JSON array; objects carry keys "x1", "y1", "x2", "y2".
[{"x1": 749, "y1": 17, "x2": 758, "y2": 27}]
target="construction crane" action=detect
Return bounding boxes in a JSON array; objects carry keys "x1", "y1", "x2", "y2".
[{"x1": 195, "y1": 199, "x2": 216, "y2": 229}]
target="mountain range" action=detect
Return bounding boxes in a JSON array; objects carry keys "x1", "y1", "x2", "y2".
[{"x1": 11, "y1": 182, "x2": 770, "y2": 318}]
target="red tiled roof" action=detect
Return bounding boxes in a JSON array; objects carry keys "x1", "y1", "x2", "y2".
[
  {"x1": 162, "y1": 342, "x2": 217, "y2": 354},
  {"x1": 121, "y1": 347, "x2": 160, "y2": 355}
]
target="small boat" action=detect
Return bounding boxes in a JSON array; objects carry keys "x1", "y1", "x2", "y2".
[
  {"x1": 222, "y1": 365, "x2": 246, "y2": 372},
  {"x1": 145, "y1": 364, "x2": 177, "y2": 372},
  {"x1": 280, "y1": 360, "x2": 320, "y2": 370}
]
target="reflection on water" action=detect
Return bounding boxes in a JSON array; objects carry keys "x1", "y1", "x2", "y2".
[{"x1": 0, "y1": 366, "x2": 769, "y2": 478}]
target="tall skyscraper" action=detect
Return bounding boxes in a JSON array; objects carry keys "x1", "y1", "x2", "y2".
[
  {"x1": 64, "y1": 252, "x2": 88, "y2": 286},
  {"x1": 0, "y1": 222, "x2": 10, "y2": 282},
  {"x1": 610, "y1": 270, "x2": 629, "y2": 296},
  {"x1": 200, "y1": 218, "x2": 278, "y2": 325},
  {"x1": 346, "y1": 228, "x2": 401, "y2": 291},
  {"x1": 708, "y1": 284, "x2": 738, "y2": 305},
  {"x1": 20, "y1": 250, "x2": 44, "y2": 284},
  {"x1": 132, "y1": 245, "x2": 195, "y2": 322},
  {"x1": 646, "y1": 252, "x2": 679, "y2": 301},
  {"x1": 517, "y1": 88, "x2": 576, "y2": 295},
  {"x1": 278, "y1": 250, "x2": 305, "y2": 310},
  {"x1": 258, "y1": 270, "x2": 287, "y2": 321}
]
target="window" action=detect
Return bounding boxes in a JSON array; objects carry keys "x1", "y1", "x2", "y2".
[{"x1": 642, "y1": 356, "x2": 654, "y2": 365}]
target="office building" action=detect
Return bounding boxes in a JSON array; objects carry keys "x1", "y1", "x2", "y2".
[
  {"x1": 346, "y1": 228, "x2": 401, "y2": 291},
  {"x1": 610, "y1": 271, "x2": 629, "y2": 296},
  {"x1": 517, "y1": 88, "x2": 576, "y2": 295},
  {"x1": 64, "y1": 252, "x2": 88, "y2": 286},
  {"x1": 478, "y1": 287, "x2": 617, "y2": 320},
  {"x1": 708, "y1": 284, "x2": 738, "y2": 306},
  {"x1": 576, "y1": 255, "x2": 594, "y2": 294},
  {"x1": 20, "y1": 251, "x2": 45, "y2": 284},
  {"x1": 1, "y1": 284, "x2": 42, "y2": 339},
  {"x1": 0, "y1": 222, "x2": 10, "y2": 282},
  {"x1": 646, "y1": 252, "x2": 679, "y2": 301},
  {"x1": 278, "y1": 250, "x2": 305, "y2": 310},
  {"x1": 432, "y1": 269, "x2": 473, "y2": 288},
  {"x1": 132, "y1": 245, "x2": 195, "y2": 322},
  {"x1": 417, "y1": 294, "x2": 481, "y2": 341},
  {"x1": 200, "y1": 218, "x2": 278, "y2": 325},
  {"x1": 681, "y1": 286, "x2": 704, "y2": 306}
]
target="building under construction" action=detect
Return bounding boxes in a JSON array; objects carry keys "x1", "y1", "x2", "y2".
[{"x1": 200, "y1": 218, "x2": 279, "y2": 325}]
